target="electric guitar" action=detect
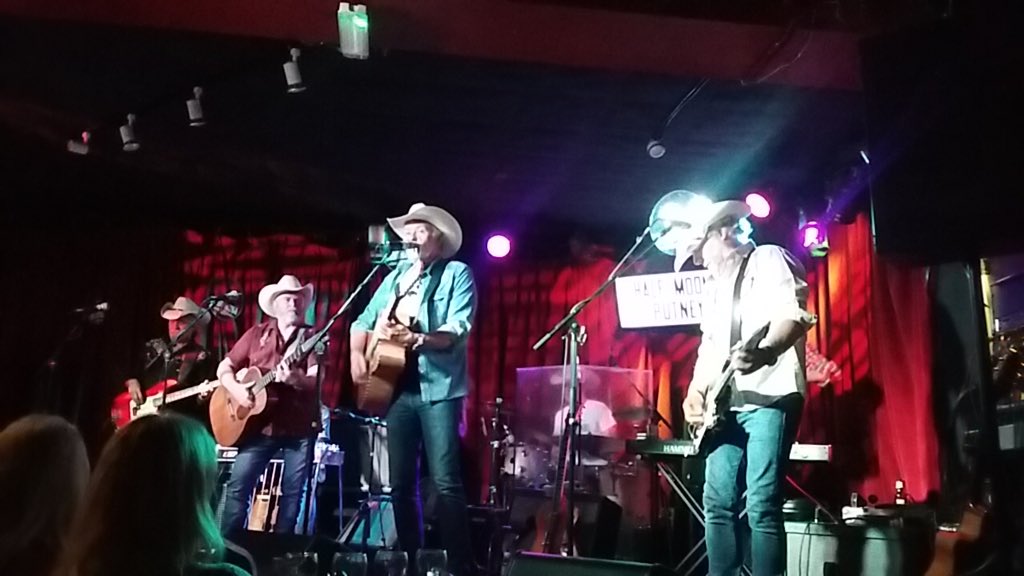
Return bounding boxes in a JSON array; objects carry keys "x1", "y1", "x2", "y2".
[
  {"x1": 687, "y1": 323, "x2": 771, "y2": 456},
  {"x1": 110, "y1": 379, "x2": 218, "y2": 428}
]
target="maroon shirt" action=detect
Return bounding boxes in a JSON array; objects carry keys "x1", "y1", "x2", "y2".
[{"x1": 226, "y1": 320, "x2": 320, "y2": 438}]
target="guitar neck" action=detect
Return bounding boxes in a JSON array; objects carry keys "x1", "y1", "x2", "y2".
[{"x1": 163, "y1": 382, "x2": 211, "y2": 403}]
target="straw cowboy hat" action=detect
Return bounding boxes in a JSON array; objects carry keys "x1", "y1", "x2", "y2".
[
  {"x1": 160, "y1": 296, "x2": 210, "y2": 325},
  {"x1": 258, "y1": 275, "x2": 314, "y2": 318},
  {"x1": 387, "y1": 202, "x2": 464, "y2": 259}
]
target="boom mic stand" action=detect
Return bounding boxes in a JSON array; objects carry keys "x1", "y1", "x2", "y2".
[{"x1": 531, "y1": 225, "x2": 661, "y2": 555}]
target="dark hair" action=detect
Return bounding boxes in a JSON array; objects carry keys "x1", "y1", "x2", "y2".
[
  {"x1": 0, "y1": 414, "x2": 89, "y2": 576},
  {"x1": 59, "y1": 413, "x2": 223, "y2": 576}
]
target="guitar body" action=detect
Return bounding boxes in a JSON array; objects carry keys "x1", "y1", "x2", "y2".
[
  {"x1": 686, "y1": 323, "x2": 771, "y2": 456},
  {"x1": 690, "y1": 383, "x2": 733, "y2": 456},
  {"x1": 925, "y1": 504, "x2": 988, "y2": 576},
  {"x1": 209, "y1": 367, "x2": 270, "y2": 447},
  {"x1": 110, "y1": 379, "x2": 178, "y2": 428},
  {"x1": 358, "y1": 338, "x2": 406, "y2": 417}
]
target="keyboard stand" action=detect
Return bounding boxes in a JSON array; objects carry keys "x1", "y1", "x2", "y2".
[{"x1": 654, "y1": 461, "x2": 753, "y2": 576}]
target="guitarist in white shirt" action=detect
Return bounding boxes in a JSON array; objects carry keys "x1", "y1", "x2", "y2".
[{"x1": 677, "y1": 197, "x2": 815, "y2": 576}]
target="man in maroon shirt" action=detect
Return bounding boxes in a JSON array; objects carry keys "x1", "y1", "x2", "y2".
[{"x1": 216, "y1": 275, "x2": 320, "y2": 535}]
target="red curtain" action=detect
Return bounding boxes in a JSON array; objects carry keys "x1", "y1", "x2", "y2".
[{"x1": 180, "y1": 216, "x2": 939, "y2": 505}]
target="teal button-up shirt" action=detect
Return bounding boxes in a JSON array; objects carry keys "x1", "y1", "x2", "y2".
[{"x1": 351, "y1": 259, "x2": 476, "y2": 402}]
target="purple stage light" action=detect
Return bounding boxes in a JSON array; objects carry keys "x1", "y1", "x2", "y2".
[{"x1": 745, "y1": 192, "x2": 771, "y2": 219}]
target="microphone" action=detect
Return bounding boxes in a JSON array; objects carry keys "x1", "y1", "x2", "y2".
[
  {"x1": 208, "y1": 290, "x2": 243, "y2": 303},
  {"x1": 331, "y1": 407, "x2": 387, "y2": 427},
  {"x1": 72, "y1": 301, "x2": 109, "y2": 314}
]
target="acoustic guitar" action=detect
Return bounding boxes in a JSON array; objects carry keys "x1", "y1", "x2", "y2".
[
  {"x1": 356, "y1": 295, "x2": 417, "y2": 417},
  {"x1": 210, "y1": 331, "x2": 322, "y2": 446},
  {"x1": 110, "y1": 378, "x2": 218, "y2": 428}
]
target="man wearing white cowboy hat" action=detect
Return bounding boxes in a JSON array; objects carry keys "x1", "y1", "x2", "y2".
[
  {"x1": 217, "y1": 274, "x2": 321, "y2": 535},
  {"x1": 674, "y1": 194, "x2": 816, "y2": 576},
  {"x1": 120, "y1": 296, "x2": 213, "y2": 423},
  {"x1": 350, "y1": 203, "x2": 477, "y2": 575}
]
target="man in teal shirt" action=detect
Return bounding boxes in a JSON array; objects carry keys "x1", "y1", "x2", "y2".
[{"x1": 350, "y1": 203, "x2": 476, "y2": 575}]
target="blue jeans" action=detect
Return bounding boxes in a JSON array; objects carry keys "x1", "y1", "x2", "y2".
[
  {"x1": 221, "y1": 435, "x2": 312, "y2": 535},
  {"x1": 387, "y1": 392, "x2": 473, "y2": 575},
  {"x1": 703, "y1": 395, "x2": 801, "y2": 576}
]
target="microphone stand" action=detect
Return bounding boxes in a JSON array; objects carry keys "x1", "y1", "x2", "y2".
[
  {"x1": 301, "y1": 337, "x2": 328, "y2": 536},
  {"x1": 532, "y1": 225, "x2": 660, "y2": 555}
]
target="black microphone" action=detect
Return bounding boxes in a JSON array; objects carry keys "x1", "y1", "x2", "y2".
[
  {"x1": 72, "y1": 301, "x2": 109, "y2": 314},
  {"x1": 208, "y1": 290, "x2": 243, "y2": 303}
]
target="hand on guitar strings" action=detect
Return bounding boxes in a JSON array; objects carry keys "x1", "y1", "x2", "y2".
[
  {"x1": 376, "y1": 321, "x2": 418, "y2": 348},
  {"x1": 730, "y1": 346, "x2": 778, "y2": 374},
  {"x1": 125, "y1": 378, "x2": 145, "y2": 405}
]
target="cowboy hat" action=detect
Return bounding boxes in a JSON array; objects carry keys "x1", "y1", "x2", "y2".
[
  {"x1": 387, "y1": 203, "x2": 463, "y2": 259},
  {"x1": 160, "y1": 296, "x2": 210, "y2": 325},
  {"x1": 258, "y1": 275, "x2": 314, "y2": 318},
  {"x1": 685, "y1": 199, "x2": 752, "y2": 257}
]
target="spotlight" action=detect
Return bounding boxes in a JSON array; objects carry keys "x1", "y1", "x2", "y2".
[
  {"x1": 859, "y1": 149, "x2": 870, "y2": 165},
  {"x1": 283, "y1": 48, "x2": 306, "y2": 93},
  {"x1": 338, "y1": 3, "x2": 370, "y2": 59},
  {"x1": 186, "y1": 86, "x2": 205, "y2": 127},
  {"x1": 120, "y1": 114, "x2": 140, "y2": 152},
  {"x1": 799, "y1": 220, "x2": 829, "y2": 257},
  {"x1": 647, "y1": 138, "x2": 666, "y2": 159},
  {"x1": 486, "y1": 234, "x2": 512, "y2": 259},
  {"x1": 66, "y1": 131, "x2": 90, "y2": 155},
  {"x1": 745, "y1": 192, "x2": 772, "y2": 219}
]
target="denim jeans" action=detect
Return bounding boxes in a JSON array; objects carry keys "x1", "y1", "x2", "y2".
[
  {"x1": 387, "y1": 391, "x2": 474, "y2": 575},
  {"x1": 221, "y1": 434, "x2": 312, "y2": 535},
  {"x1": 703, "y1": 394, "x2": 802, "y2": 576}
]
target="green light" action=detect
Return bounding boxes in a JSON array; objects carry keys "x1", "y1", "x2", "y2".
[{"x1": 353, "y1": 14, "x2": 369, "y2": 29}]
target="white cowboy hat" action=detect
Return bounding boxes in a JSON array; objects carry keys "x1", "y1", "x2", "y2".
[
  {"x1": 258, "y1": 275, "x2": 314, "y2": 318},
  {"x1": 649, "y1": 191, "x2": 752, "y2": 270},
  {"x1": 160, "y1": 296, "x2": 210, "y2": 325},
  {"x1": 387, "y1": 203, "x2": 464, "y2": 259}
]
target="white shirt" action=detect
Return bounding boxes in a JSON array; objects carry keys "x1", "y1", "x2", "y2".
[
  {"x1": 552, "y1": 399, "x2": 618, "y2": 465},
  {"x1": 691, "y1": 243, "x2": 816, "y2": 411}
]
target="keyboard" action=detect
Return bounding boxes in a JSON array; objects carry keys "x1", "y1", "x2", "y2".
[{"x1": 626, "y1": 438, "x2": 832, "y2": 462}]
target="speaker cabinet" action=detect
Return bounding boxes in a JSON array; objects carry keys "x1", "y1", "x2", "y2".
[
  {"x1": 509, "y1": 489, "x2": 622, "y2": 559},
  {"x1": 507, "y1": 551, "x2": 674, "y2": 576}
]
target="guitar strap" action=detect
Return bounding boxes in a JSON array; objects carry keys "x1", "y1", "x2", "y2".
[{"x1": 729, "y1": 250, "x2": 754, "y2": 349}]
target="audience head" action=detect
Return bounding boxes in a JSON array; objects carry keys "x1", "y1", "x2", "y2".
[
  {"x1": 0, "y1": 414, "x2": 89, "y2": 576},
  {"x1": 61, "y1": 413, "x2": 223, "y2": 576}
]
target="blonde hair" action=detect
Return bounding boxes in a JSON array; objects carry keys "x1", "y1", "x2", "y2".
[
  {"x1": 59, "y1": 413, "x2": 223, "y2": 576},
  {"x1": 0, "y1": 414, "x2": 89, "y2": 576}
]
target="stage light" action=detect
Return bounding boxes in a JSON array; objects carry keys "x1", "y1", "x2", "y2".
[
  {"x1": 646, "y1": 138, "x2": 666, "y2": 159},
  {"x1": 745, "y1": 192, "x2": 771, "y2": 219},
  {"x1": 799, "y1": 220, "x2": 829, "y2": 257},
  {"x1": 186, "y1": 86, "x2": 205, "y2": 127},
  {"x1": 648, "y1": 190, "x2": 713, "y2": 256},
  {"x1": 66, "y1": 131, "x2": 90, "y2": 155},
  {"x1": 486, "y1": 234, "x2": 512, "y2": 258},
  {"x1": 338, "y1": 3, "x2": 370, "y2": 59},
  {"x1": 859, "y1": 149, "x2": 870, "y2": 165},
  {"x1": 283, "y1": 48, "x2": 306, "y2": 93},
  {"x1": 120, "y1": 114, "x2": 140, "y2": 152}
]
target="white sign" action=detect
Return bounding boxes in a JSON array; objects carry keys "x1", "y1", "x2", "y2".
[{"x1": 614, "y1": 270, "x2": 711, "y2": 328}]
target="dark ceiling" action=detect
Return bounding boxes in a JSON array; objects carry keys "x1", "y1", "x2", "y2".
[{"x1": 0, "y1": 17, "x2": 865, "y2": 249}]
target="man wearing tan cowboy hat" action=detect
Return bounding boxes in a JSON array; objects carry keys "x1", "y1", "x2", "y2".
[
  {"x1": 217, "y1": 274, "x2": 321, "y2": 535},
  {"x1": 120, "y1": 296, "x2": 213, "y2": 423},
  {"x1": 671, "y1": 193, "x2": 815, "y2": 576},
  {"x1": 350, "y1": 203, "x2": 477, "y2": 575}
]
